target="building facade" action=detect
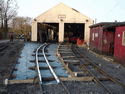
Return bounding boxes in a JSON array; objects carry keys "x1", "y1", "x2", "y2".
[{"x1": 31, "y1": 3, "x2": 93, "y2": 42}]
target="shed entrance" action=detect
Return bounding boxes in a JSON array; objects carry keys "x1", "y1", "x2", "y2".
[
  {"x1": 64, "y1": 23, "x2": 85, "y2": 43},
  {"x1": 37, "y1": 23, "x2": 59, "y2": 42},
  {"x1": 102, "y1": 28, "x2": 115, "y2": 56}
]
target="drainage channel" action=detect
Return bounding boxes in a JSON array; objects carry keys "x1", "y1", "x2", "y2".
[{"x1": 7, "y1": 42, "x2": 68, "y2": 85}]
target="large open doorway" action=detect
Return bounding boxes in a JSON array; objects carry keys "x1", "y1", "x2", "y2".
[
  {"x1": 64, "y1": 23, "x2": 85, "y2": 43},
  {"x1": 37, "y1": 23, "x2": 59, "y2": 42}
]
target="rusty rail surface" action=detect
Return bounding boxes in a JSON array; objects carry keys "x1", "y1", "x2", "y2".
[
  {"x1": 75, "y1": 45, "x2": 125, "y2": 88},
  {"x1": 70, "y1": 44, "x2": 125, "y2": 94},
  {"x1": 71, "y1": 44, "x2": 112, "y2": 94}
]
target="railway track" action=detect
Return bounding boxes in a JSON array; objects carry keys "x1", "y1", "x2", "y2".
[
  {"x1": 0, "y1": 39, "x2": 22, "y2": 51},
  {"x1": 0, "y1": 43, "x2": 12, "y2": 51},
  {"x1": 58, "y1": 44, "x2": 125, "y2": 94},
  {"x1": 35, "y1": 43, "x2": 70, "y2": 94}
]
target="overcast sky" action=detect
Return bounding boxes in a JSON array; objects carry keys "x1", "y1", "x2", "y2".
[{"x1": 17, "y1": 0, "x2": 125, "y2": 23}]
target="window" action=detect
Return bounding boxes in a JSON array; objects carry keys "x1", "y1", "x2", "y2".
[
  {"x1": 92, "y1": 33, "x2": 94, "y2": 41},
  {"x1": 122, "y1": 31, "x2": 125, "y2": 46}
]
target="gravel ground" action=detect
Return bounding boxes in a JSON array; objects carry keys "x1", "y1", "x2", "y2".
[
  {"x1": 6, "y1": 84, "x2": 40, "y2": 94},
  {"x1": 63, "y1": 81, "x2": 108, "y2": 94},
  {"x1": 43, "y1": 84, "x2": 67, "y2": 94},
  {"x1": 77, "y1": 46, "x2": 125, "y2": 85},
  {"x1": 77, "y1": 45, "x2": 125, "y2": 94},
  {"x1": 58, "y1": 44, "x2": 125, "y2": 94},
  {"x1": 58, "y1": 44, "x2": 109, "y2": 94},
  {"x1": 0, "y1": 40, "x2": 25, "y2": 93}
]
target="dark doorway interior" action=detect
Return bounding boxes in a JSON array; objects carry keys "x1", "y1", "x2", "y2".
[
  {"x1": 37, "y1": 23, "x2": 59, "y2": 42},
  {"x1": 64, "y1": 23, "x2": 85, "y2": 43}
]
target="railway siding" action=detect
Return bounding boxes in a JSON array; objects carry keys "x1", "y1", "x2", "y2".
[{"x1": 57, "y1": 43, "x2": 125, "y2": 94}]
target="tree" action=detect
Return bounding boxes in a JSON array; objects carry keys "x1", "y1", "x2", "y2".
[
  {"x1": 0, "y1": 0, "x2": 18, "y2": 38},
  {"x1": 10, "y1": 16, "x2": 32, "y2": 38}
]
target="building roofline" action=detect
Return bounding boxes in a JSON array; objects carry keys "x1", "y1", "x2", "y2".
[
  {"x1": 104, "y1": 22, "x2": 125, "y2": 28},
  {"x1": 32, "y1": 3, "x2": 93, "y2": 22},
  {"x1": 89, "y1": 22, "x2": 117, "y2": 28},
  {"x1": 89, "y1": 22, "x2": 125, "y2": 28}
]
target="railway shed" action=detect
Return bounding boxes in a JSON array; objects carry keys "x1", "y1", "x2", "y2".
[
  {"x1": 89, "y1": 22, "x2": 125, "y2": 65},
  {"x1": 31, "y1": 3, "x2": 93, "y2": 43}
]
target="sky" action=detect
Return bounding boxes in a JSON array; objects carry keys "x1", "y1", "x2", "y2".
[{"x1": 17, "y1": 0, "x2": 125, "y2": 23}]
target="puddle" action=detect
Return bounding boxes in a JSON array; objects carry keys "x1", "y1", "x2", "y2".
[{"x1": 10, "y1": 43, "x2": 68, "y2": 85}]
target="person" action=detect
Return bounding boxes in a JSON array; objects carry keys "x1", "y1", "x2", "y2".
[
  {"x1": 44, "y1": 32, "x2": 46, "y2": 42},
  {"x1": 10, "y1": 32, "x2": 14, "y2": 41}
]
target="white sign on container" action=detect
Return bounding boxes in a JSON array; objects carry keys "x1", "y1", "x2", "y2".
[
  {"x1": 95, "y1": 33, "x2": 98, "y2": 37},
  {"x1": 118, "y1": 34, "x2": 120, "y2": 37}
]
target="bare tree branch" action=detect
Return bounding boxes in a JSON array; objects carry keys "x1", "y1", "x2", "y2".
[{"x1": 0, "y1": 0, "x2": 19, "y2": 38}]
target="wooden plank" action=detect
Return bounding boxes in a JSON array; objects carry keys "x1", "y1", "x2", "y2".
[
  {"x1": 8, "y1": 79, "x2": 35, "y2": 84},
  {"x1": 73, "y1": 63, "x2": 91, "y2": 66},
  {"x1": 59, "y1": 52, "x2": 71, "y2": 53},
  {"x1": 59, "y1": 45, "x2": 71, "y2": 46},
  {"x1": 30, "y1": 60, "x2": 54, "y2": 62},
  {"x1": 63, "y1": 56, "x2": 75, "y2": 58},
  {"x1": 58, "y1": 49, "x2": 71, "y2": 51},
  {"x1": 83, "y1": 63, "x2": 92, "y2": 66},
  {"x1": 63, "y1": 60, "x2": 79, "y2": 62},
  {"x1": 29, "y1": 66, "x2": 57, "y2": 70},
  {"x1": 57, "y1": 46, "x2": 76, "y2": 77},
  {"x1": 79, "y1": 63, "x2": 92, "y2": 76},
  {"x1": 42, "y1": 77, "x2": 55, "y2": 81},
  {"x1": 97, "y1": 77, "x2": 110, "y2": 81},
  {"x1": 60, "y1": 58, "x2": 76, "y2": 77},
  {"x1": 60, "y1": 77, "x2": 93, "y2": 81},
  {"x1": 32, "y1": 54, "x2": 50, "y2": 56},
  {"x1": 73, "y1": 71, "x2": 86, "y2": 74}
]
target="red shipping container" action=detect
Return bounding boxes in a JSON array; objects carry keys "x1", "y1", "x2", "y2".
[{"x1": 114, "y1": 26, "x2": 125, "y2": 65}]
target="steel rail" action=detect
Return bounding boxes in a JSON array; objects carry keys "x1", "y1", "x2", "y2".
[
  {"x1": 43, "y1": 43, "x2": 60, "y2": 83},
  {"x1": 36, "y1": 43, "x2": 46, "y2": 94},
  {"x1": 71, "y1": 44, "x2": 112, "y2": 94},
  {"x1": 75, "y1": 45, "x2": 125, "y2": 88},
  {"x1": 43, "y1": 43, "x2": 70, "y2": 94},
  {"x1": 36, "y1": 43, "x2": 70, "y2": 94},
  {"x1": 60, "y1": 81, "x2": 70, "y2": 94},
  {"x1": 0, "y1": 44, "x2": 9, "y2": 51}
]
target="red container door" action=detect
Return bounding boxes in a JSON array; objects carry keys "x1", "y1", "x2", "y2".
[
  {"x1": 94, "y1": 27, "x2": 99, "y2": 50},
  {"x1": 102, "y1": 31, "x2": 115, "y2": 53},
  {"x1": 98, "y1": 27, "x2": 103, "y2": 52}
]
